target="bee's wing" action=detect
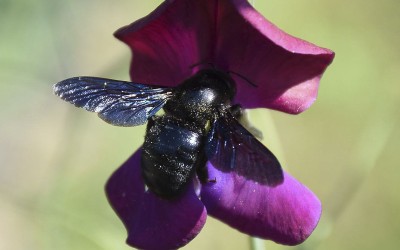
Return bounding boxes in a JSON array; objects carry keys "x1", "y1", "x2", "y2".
[
  {"x1": 206, "y1": 110, "x2": 283, "y2": 186},
  {"x1": 53, "y1": 77, "x2": 173, "y2": 126}
]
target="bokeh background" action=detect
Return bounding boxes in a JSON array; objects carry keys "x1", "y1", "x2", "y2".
[{"x1": 1, "y1": 0, "x2": 399, "y2": 249}]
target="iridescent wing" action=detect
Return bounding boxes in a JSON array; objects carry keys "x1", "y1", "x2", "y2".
[
  {"x1": 53, "y1": 77, "x2": 173, "y2": 126},
  {"x1": 206, "y1": 110, "x2": 283, "y2": 186}
]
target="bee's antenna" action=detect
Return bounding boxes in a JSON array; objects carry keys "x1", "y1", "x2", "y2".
[
  {"x1": 189, "y1": 61, "x2": 215, "y2": 69},
  {"x1": 189, "y1": 62, "x2": 258, "y2": 88},
  {"x1": 227, "y1": 70, "x2": 258, "y2": 88}
]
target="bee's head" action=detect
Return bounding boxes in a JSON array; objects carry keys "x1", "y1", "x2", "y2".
[
  {"x1": 181, "y1": 69, "x2": 236, "y2": 102},
  {"x1": 164, "y1": 69, "x2": 237, "y2": 123}
]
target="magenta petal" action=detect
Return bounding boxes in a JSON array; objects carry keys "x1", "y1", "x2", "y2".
[
  {"x1": 201, "y1": 162, "x2": 321, "y2": 245},
  {"x1": 106, "y1": 149, "x2": 207, "y2": 250},
  {"x1": 214, "y1": 0, "x2": 334, "y2": 113},
  {"x1": 115, "y1": 0, "x2": 214, "y2": 86}
]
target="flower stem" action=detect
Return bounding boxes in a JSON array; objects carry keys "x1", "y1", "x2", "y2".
[{"x1": 250, "y1": 237, "x2": 265, "y2": 250}]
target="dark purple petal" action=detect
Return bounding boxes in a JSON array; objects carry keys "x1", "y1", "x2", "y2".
[
  {"x1": 116, "y1": 0, "x2": 334, "y2": 113},
  {"x1": 201, "y1": 162, "x2": 321, "y2": 245},
  {"x1": 115, "y1": 0, "x2": 214, "y2": 86},
  {"x1": 106, "y1": 149, "x2": 207, "y2": 250}
]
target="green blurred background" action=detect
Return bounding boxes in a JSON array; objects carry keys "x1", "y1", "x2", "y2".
[{"x1": 1, "y1": 0, "x2": 399, "y2": 249}]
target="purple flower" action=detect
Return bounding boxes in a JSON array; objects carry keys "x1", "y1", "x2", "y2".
[{"x1": 106, "y1": 0, "x2": 334, "y2": 249}]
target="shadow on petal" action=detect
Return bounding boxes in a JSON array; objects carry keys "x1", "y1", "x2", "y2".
[
  {"x1": 106, "y1": 149, "x2": 207, "y2": 250},
  {"x1": 201, "y1": 162, "x2": 321, "y2": 245}
]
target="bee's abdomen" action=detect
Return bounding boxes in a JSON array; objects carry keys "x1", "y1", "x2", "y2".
[{"x1": 141, "y1": 116, "x2": 204, "y2": 199}]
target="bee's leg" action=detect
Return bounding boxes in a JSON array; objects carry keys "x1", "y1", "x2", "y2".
[
  {"x1": 229, "y1": 104, "x2": 264, "y2": 140},
  {"x1": 196, "y1": 150, "x2": 217, "y2": 183},
  {"x1": 145, "y1": 115, "x2": 158, "y2": 132},
  {"x1": 229, "y1": 104, "x2": 243, "y2": 119},
  {"x1": 196, "y1": 152, "x2": 208, "y2": 183}
]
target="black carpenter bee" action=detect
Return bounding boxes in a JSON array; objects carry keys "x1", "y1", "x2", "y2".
[{"x1": 53, "y1": 69, "x2": 283, "y2": 199}]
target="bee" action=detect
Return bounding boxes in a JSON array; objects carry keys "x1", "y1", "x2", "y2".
[{"x1": 53, "y1": 69, "x2": 283, "y2": 199}]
